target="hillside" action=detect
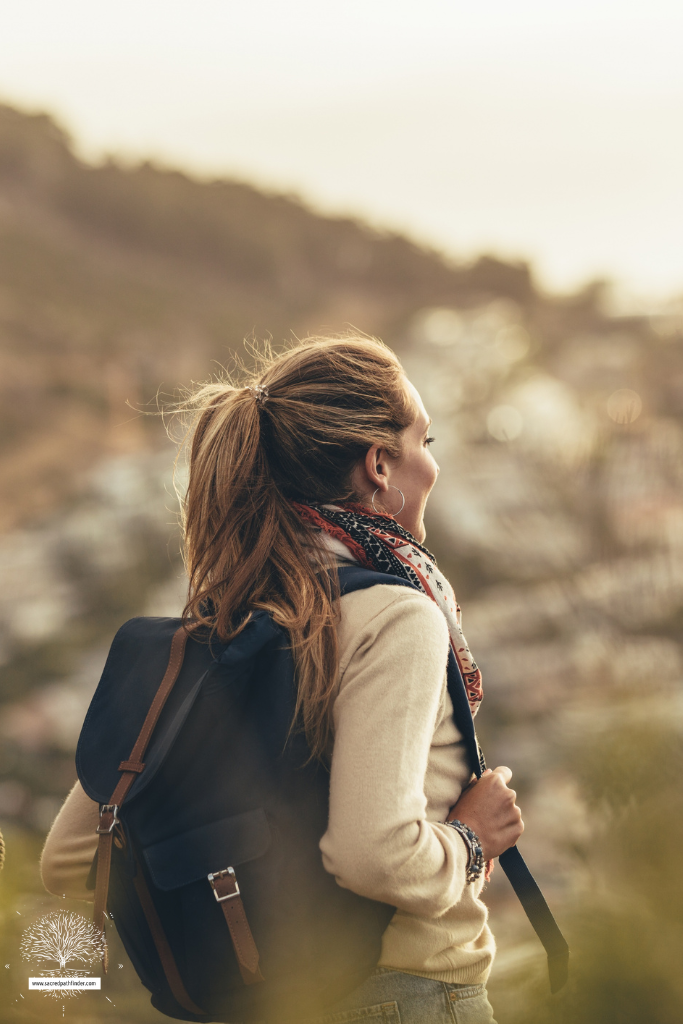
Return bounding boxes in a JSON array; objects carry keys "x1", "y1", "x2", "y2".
[{"x1": 0, "y1": 102, "x2": 535, "y2": 529}]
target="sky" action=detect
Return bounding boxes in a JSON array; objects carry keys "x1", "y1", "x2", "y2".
[{"x1": 2, "y1": 0, "x2": 683, "y2": 297}]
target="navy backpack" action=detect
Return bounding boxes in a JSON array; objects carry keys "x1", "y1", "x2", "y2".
[{"x1": 76, "y1": 567, "x2": 567, "y2": 1023}]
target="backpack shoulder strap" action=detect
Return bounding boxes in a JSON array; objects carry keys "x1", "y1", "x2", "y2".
[
  {"x1": 337, "y1": 564, "x2": 415, "y2": 596},
  {"x1": 337, "y1": 565, "x2": 479, "y2": 773},
  {"x1": 336, "y1": 564, "x2": 569, "y2": 993}
]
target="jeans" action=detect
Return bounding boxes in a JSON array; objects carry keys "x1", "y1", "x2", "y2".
[{"x1": 283, "y1": 967, "x2": 498, "y2": 1024}]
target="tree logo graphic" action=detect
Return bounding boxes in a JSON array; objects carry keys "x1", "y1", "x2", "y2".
[{"x1": 20, "y1": 912, "x2": 104, "y2": 999}]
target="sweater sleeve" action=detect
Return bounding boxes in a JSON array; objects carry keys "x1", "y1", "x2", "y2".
[
  {"x1": 40, "y1": 781, "x2": 100, "y2": 901},
  {"x1": 319, "y1": 588, "x2": 470, "y2": 917}
]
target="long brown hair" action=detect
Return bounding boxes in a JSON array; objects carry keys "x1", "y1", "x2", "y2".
[{"x1": 180, "y1": 336, "x2": 416, "y2": 760}]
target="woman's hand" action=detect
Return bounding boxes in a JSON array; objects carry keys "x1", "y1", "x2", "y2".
[{"x1": 447, "y1": 767, "x2": 524, "y2": 860}]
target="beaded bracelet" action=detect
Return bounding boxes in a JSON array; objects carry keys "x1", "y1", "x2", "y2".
[{"x1": 444, "y1": 819, "x2": 485, "y2": 884}]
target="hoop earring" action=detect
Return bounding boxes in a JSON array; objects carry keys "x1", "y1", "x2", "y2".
[{"x1": 371, "y1": 485, "x2": 405, "y2": 517}]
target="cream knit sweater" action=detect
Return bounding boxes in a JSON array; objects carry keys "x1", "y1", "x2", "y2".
[{"x1": 41, "y1": 584, "x2": 495, "y2": 985}]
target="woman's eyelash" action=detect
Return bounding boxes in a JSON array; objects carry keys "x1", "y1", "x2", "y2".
[{"x1": 425, "y1": 436, "x2": 436, "y2": 445}]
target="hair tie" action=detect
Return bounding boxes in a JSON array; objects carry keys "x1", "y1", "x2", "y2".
[{"x1": 246, "y1": 384, "x2": 269, "y2": 406}]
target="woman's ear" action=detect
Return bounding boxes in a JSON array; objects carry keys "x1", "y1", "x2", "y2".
[{"x1": 365, "y1": 446, "x2": 389, "y2": 492}]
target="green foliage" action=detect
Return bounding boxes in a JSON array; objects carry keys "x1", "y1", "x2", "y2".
[
  {"x1": 492, "y1": 720, "x2": 683, "y2": 1024},
  {"x1": 576, "y1": 722, "x2": 683, "y2": 812}
]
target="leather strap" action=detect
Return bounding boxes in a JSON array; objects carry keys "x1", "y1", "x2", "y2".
[
  {"x1": 133, "y1": 853, "x2": 207, "y2": 1016},
  {"x1": 210, "y1": 870, "x2": 264, "y2": 985},
  {"x1": 92, "y1": 626, "x2": 189, "y2": 967},
  {"x1": 91, "y1": 622, "x2": 265, "y2": 998}
]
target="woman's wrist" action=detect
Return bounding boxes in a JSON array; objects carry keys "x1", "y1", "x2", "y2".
[{"x1": 444, "y1": 818, "x2": 485, "y2": 884}]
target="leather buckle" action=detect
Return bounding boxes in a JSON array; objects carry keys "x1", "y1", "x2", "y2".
[
  {"x1": 97, "y1": 804, "x2": 120, "y2": 834},
  {"x1": 208, "y1": 867, "x2": 240, "y2": 902}
]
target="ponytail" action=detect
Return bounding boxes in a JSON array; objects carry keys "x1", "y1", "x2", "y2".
[{"x1": 180, "y1": 337, "x2": 415, "y2": 760}]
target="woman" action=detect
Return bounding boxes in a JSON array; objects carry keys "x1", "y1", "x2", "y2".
[{"x1": 41, "y1": 336, "x2": 523, "y2": 1024}]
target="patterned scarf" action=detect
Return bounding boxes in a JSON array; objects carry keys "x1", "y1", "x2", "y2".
[{"x1": 292, "y1": 502, "x2": 483, "y2": 716}]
